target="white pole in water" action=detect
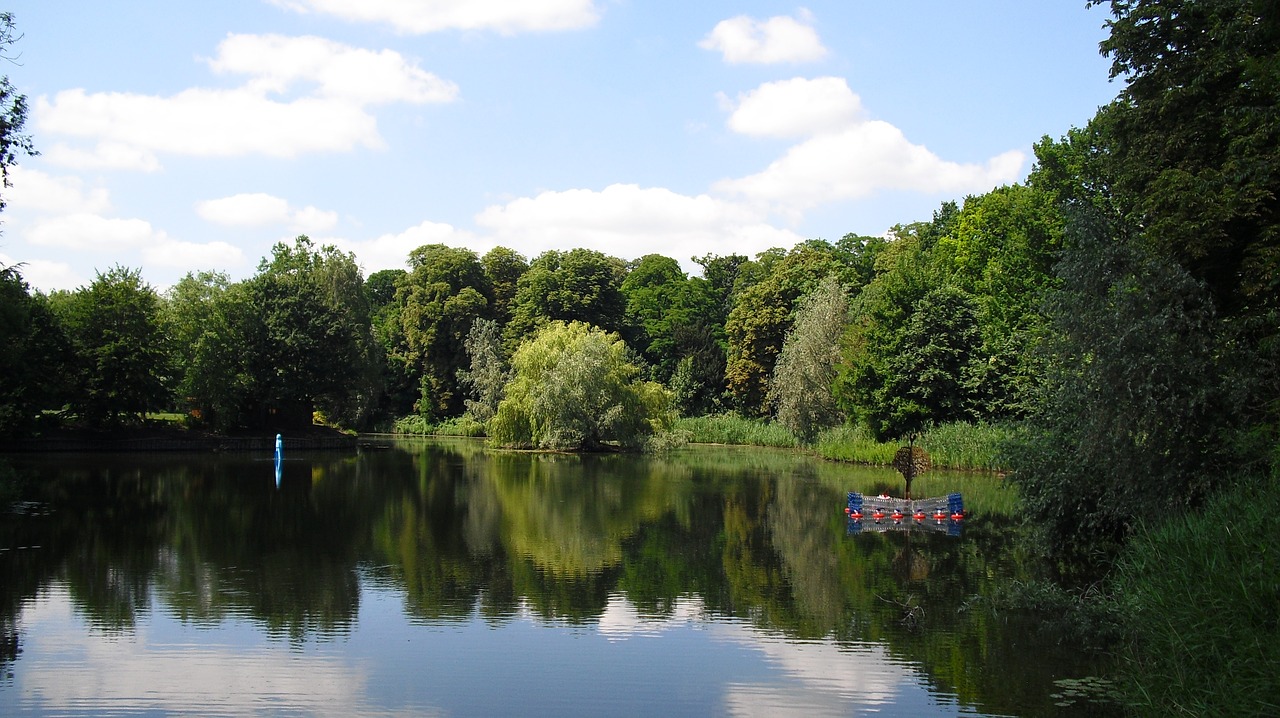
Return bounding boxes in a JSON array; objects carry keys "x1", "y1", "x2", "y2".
[{"x1": 274, "y1": 434, "x2": 283, "y2": 487}]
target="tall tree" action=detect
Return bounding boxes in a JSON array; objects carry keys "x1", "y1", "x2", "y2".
[
  {"x1": 398, "y1": 244, "x2": 492, "y2": 420},
  {"x1": 724, "y1": 241, "x2": 863, "y2": 416},
  {"x1": 506, "y1": 249, "x2": 627, "y2": 345},
  {"x1": 1093, "y1": 0, "x2": 1280, "y2": 313},
  {"x1": 58, "y1": 267, "x2": 172, "y2": 427},
  {"x1": 767, "y1": 276, "x2": 849, "y2": 443},
  {"x1": 0, "y1": 266, "x2": 70, "y2": 435}
]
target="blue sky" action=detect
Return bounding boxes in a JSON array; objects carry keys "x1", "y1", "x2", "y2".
[{"x1": 0, "y1": 1, "x2": 1118, "y2": 292}]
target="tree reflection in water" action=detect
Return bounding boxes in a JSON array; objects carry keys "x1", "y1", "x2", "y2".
[{"x1": 0, "y1": 442, "x2": 1116, "y2": 715}]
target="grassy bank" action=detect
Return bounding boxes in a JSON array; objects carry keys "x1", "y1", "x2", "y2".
[
  {"x1": 672, "y1": 413, "x2": 799, "y2": 448},
  {"x1": 1109, "y1": 476, "x2": 1280, "y2": 715},
  {"x1": 675, "y1": 414, "x2": 1008, "y2": 472}
]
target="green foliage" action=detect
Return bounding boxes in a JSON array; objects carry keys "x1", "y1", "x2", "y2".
[
  {"x1": 57, "y1": 266, "x2": 172, "y2": 428},
  {"x1": 489, "y1": 321, "x2": 674, "y2": 451},
  {"x1": 458, "y1": 317, "x2": 507, "y2": 423},
  {"x1": 768, "y1": 275, "x2": 848, "y2": 443},
  {"x1": 813, "y1": 421, "x2": 1009, "y2": 471},
  {"x1": 0, "y1": 265, "x2": 70, "y2": 435},
  {"x1": 1008, "y1": 214, "x2": 1239, "y2": 560},
  {"x1": 0, "y1": 12, "x2": 36, "y2": 212},
  {"x1": 393, "y1": 414, "x2": 486, "y2": 437},
  {"x1": 724, "y1": 241, "x2": 867, "y2": 416},
  {"x1": 506, "y1": 249, "x2": 627, "y2": 347},
  {"x1": 480, "y1": 246, "x2": 527, "y2": 326},
  {"x1": 398, "y1": 244, "x2": 492, "y2": 420},
  {"x1": 1109, "y1": 478, "x2": 1280, "y2": 716},
  {"x1": 1093, "y1": 0, "x2": 1280, "y2": 311},
  {"x1": 671, "y1": 413, "x2": 798, "y2": 448}
]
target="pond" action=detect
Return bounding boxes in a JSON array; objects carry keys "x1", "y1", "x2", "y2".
[{"x1": 0, "y1": 438, "x2": 1117, "y2": 716}]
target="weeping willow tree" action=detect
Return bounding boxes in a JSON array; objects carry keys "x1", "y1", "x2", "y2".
[{"x1": 488, "y1": 321, "x2": 674, "y2": 451}]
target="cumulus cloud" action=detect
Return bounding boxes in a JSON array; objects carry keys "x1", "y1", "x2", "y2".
[
  {"x1": 699, "y1": 10, "x2": 827, "y2": 65},
  {"x1": 207, "y1": 34, "x2": 458, "y2": 105},
  {"x1": 35, "y1": 34, "x2": 457, "y2": 169},
  {"x1": 476, "y1": 183, "x2": 803, "y2": 268},
  {"x1": 143, "y1": 239, "x2": 246, "y2": 270},
  {"x1": 0, "y1": 252, "x2": 83, "y2": 291},
  {"x1": 268, "y1": 0, "x2": 601, "y2": 35},
  {"x1": 717, "y1": 122, "x2": 1024, "y2": 209},
  {"x1": 22, "y1": 212, "x2": 246, "y2": 272},
  {"x1": 27, "y1": 213, "x2": 168, "y2": 252},
  {"x1": 195, "y1": 192, "x2": 338, "y2": 233},
  {"x1": 327, "y1": 219, "x2": 478, "y2": 273},
  {"x1": 715, "y1": 77, "x2": 1026, "y2": 210},
  {"x1": 4, "y1": 167, "x2": 112, "y2": 214},
  {"x1": 723, "y1": 77, "x2": 863, "y2": 139}
]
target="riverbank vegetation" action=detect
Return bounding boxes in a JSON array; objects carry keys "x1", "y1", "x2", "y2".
[{"x1": 1, "y1": 2, "x2": 1277, "y2": 710}]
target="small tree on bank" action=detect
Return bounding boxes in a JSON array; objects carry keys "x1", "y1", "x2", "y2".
[{"x1": 488, "y1": 321, "x2": 674, "y2": 451}]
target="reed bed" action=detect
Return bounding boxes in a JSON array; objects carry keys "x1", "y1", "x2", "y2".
[
  {"x1": 672, "y1": 413, "x2": 799, "y2": 448},
  {"x1": 1109, "y1": 478, "x2": 1280, "y2": 715}
]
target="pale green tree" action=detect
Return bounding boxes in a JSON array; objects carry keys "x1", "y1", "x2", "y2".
[
  {"x1": 488, "y1": 321, "x2": 674, "y2": 451},
  {"x1": 767, "y1": 275, "x2": 849, "y2": 443}
]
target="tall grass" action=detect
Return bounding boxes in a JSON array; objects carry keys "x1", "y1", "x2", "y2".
[
  {"x1": 672, "y1": 413, "x2": 798, "y2": 448},
  {"x1": 918, "y1": 422, "x2": 1010, "y2": 471},
  {"x1": 812, "y1": 424, "x2": 896, "y2": 465},
  {"x1": 815, "y1": 421, "x2": 1009, "y2": 471},
  {"x1": 1109, "y1": 477, "x2": 1280, "y2": 715}
]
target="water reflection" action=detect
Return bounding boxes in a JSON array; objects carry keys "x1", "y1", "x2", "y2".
[{"x1": 0, "y1": 441, "x2": 1115, "y2": 716}]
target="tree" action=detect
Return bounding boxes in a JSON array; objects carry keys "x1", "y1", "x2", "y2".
[
  {"x1": 398, "y1": 244, "x2": 492, "y2": 420},
  {"x1": 0, "y1": 13, "x2": 36, "y2": 212},
  {"x1": 0, "y1": 265, "x2": 70, "y2": 435},
  {"x1": 58, "y1": 266, "x2": 172, "y2": 427},
  {"x1": 1009, "y1": 213, "x2": 1238, "y2": 559},
  {"x1": 488, "y1": 321, "x2": 674, "y2": 451},
  {"x1": 724, "y1": 241, "x2": 864, "y2": 416},
  {"x1": 767, "y1": 275, "x2": 849, "y2": 443},
  {"x1": 1092, "y1": 0, "x2": 1280, "y2": 313},
  {"x1": 458, "y1": 317, "x2": 507, "y2": 423},
  {"x1": 242, "y1": 237, "x2": 380, "y2": 429},
  {"x1": 481, "y1": 247, "x2": 527, "y2": 326},
  {"x1": 506, "y1": 249, "x2": 627, "y2": 346}
]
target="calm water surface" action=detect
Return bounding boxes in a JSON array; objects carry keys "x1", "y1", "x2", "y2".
[{"x1": 0, "y1": 438, "x2": 1116, "y2": 716}]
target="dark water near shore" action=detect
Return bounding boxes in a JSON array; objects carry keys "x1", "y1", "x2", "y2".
[{"x1": 0, "y1": 438, "x2": 1117, "y2": 716}]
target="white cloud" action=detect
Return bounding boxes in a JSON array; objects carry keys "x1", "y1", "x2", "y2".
[
  {"x1": 328, "y1": 219, "x2": 477, "y2": 273},
  {"x1": 208, "y1": 34, "x2": 458, "y2": 105},
  {"x1": 724, "y1": 77, "x2": 863, "y2": 139},
  {"x1": 23, "y1": 212, "x2": 247, "y2": 274},
  {"x1": 197, "y1": 193, "x2": 292, "y2": 226},
  {"x1": 291, "y1": 206, "x2": 339, "y2": 233},
  {"x1": 476, "y1": 183, "x2": 803, "y2": 268},
  {"x1": 43, "y1": 142, "x2": 162, "y2": 172},
  {"x1": 714, "y1": 75, "x2": 1026, "y2": 210},
  {"x1": 27, "y1": 213, "x2": 168, "y2": 251},
  {"x1": 699, "y1": 10, "x2": 827, "y2": 65},
  {"x1": 269, "y1": 0, "x2": 600, "y2": 35},
  {"x1": 196, "y1": 192, "x2": 340, "y2": 234},
  {"x1": 4, "y1": 167, "x2": 112, "y2": 214},
  {"x1": 0, "y1": 252, "x2": 84, "y2": 292},
  {"x1": 143, "y1": 239, "x2": 246, "y2": 270},
  {"x1": 35, "y1": 34, "x2": 457, "y2": 169}
]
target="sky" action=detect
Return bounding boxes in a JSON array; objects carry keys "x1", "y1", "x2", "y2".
[{"x1": 0, "y1": 1, "x2": 1119, "y2": 293}]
